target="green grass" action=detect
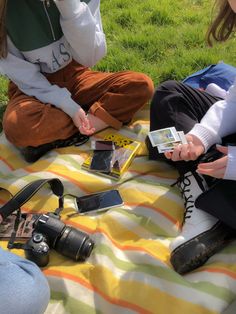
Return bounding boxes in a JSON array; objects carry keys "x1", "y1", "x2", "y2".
[
  {"x1": 97, "y1": 0, "x2": 236, "y2": 80},
  {"x1": 1, "y1": 0, "x2": 236, "y2": 131}
]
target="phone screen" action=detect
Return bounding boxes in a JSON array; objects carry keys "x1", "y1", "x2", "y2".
[
  {"x1": 90, "y1": 150, "x2": 113, "y2": 172},
  {"x1": 91, "y1": 140, "x2": 115, "y2": 151},
  {"x1": 76, "y1": 190, "x2": 123, "y2": 214}
]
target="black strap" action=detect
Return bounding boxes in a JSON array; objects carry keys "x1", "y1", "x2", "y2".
[{"x1": 0, "y1": 178, "x2": 64, "y2": 220}]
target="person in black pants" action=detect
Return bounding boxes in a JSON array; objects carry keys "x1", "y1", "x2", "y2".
[
  {"x1": 147, "y1": 0, "x2": 236, "y2": 275},
  {"x1": 147, "y1": 79, "x2": 236, "y2": 274}
]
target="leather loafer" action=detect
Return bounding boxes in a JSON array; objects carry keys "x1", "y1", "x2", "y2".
[
  {"x1": 170, "y1": 221, "x2": 235, "y2": 275},
  {"x1": 21, "y1": 132, "x2": 89, "y2": 163}
]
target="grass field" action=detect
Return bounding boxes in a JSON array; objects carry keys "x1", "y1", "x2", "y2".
[{"x1": 1, "y1": 0, "x2": 236, "y2": 131}]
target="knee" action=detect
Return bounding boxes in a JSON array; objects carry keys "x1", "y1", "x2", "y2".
[
  {"x1": 3, "y1": 103, "x2": 44, "y2": 147},
  {"x1": 19, "y1": 262, "x2": 50, "y2": 314},
  {"x1": 138, "y1": 73, "x2": 155, "y2": 101},
  {"x1": 136, "y1": 73, "x2": 154, "y2": 102},
  {"x1": 151, "y1": 80, "x2": 181, "y2": 116},
  {"x1": 126, "y1": 72, "x2": 154, "y2": 103},
  {"x1": 152, "y1": 80, "x2": 179, "y2": 103},
  {"x1": 0, "y1": 254, "x2": 50, "y2": 314},
  {"x1": 156, "y1": 80, "x2": 180, "y2": 92},
  {"x1": 3, "y1": 106, "x2": 26, "y2": 146},
  {"x1": 3, "y1": 107, "x2": 15, "y2": 134}
]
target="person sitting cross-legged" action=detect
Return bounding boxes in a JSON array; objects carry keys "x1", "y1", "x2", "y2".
[
  {"x1": 146, "y1": 0, "x2": 236, "y2": 274},
  {"x1": 0, "y1": 0, "x2": 154, "y2": 163}
]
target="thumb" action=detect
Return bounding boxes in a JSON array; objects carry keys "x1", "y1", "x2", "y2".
[
  {"x1": 216, "y1": 144, "x2": 228, "y2": 154},
  {"x1": 78, "y1": 108, "x2": 88, "y2": 124},
  {"x1": 78, "y1": 107, "x2": 86, "y2": 118}
]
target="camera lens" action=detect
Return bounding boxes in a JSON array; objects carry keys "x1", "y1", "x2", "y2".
[
  {"x1": 79, "y1": 237, "x2": 94, "y2": 260},
  {"x1": 34, "y1": 213, "x2": 65, "y2": 247},
  {"x1": 55, "y1": 226, "x2": 94, "y2": 261}
]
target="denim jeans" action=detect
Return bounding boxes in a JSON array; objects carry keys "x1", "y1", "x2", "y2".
[{"x1": 0, "y1": 247, "x2": 50, "y2": 314}]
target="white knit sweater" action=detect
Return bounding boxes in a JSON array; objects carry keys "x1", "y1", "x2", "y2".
[{"x1": 189, "y1": 81, "x2": 236, "y2": 180}]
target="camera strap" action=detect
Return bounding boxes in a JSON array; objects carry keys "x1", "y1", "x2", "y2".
[
  {"x1": 0, "y1": 178, "x2": 64, "y2": 220},
  {"x1": 0, "y1": 178, "x2": 64, "y2": 250}
]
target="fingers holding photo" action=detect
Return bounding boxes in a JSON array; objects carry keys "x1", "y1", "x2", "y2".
[{"x1": 164, "y1": 141, "x2": 200, "y2": 161}]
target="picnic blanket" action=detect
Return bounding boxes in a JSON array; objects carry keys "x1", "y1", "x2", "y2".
[{"x1": 0, "y1": 106, "x2": 236, "y2": 314}]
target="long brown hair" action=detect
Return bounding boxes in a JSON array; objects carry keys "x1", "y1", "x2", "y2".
[
  {"x1": 0, "y1": 0, "x2": 8, "y2": 58},
  {"x1": 207, "y1": 0, "x2": 236, "y2": 46}
]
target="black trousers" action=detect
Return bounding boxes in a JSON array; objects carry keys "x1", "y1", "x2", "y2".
[{"x1": 148, "y1": 80, "x2": 236, "y2": 229}]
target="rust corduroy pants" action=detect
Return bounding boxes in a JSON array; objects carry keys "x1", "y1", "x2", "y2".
[{"x1": 3, "y1": 60, "x2": 154, "y2": 147}]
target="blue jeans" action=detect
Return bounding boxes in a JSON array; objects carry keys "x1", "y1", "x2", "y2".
[{"x1": 0, "y1": 247, "x2": 50, "y2": 314}]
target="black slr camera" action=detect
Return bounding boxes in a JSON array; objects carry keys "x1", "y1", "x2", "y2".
[{"x1": 24, "y1": 212, "x2": 94, "y2": 267}]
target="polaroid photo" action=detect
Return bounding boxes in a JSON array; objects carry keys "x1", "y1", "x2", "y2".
[
  {"x1": 177, "y1": 131, "x2": 187, "y2": 144},
  {"x1": 157, "y1": 141, "x2": 181, "y2": 154},
  {"x1": 148, "y1": 127, "x2": 179, "y2": 147},
  {"x1": 157, "y1": 131, "x2": 187, "y2": 153}
]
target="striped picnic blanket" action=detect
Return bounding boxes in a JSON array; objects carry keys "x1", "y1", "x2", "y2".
[{"x1": 0, "y1": 108, "x2": 236, "y2": 314}]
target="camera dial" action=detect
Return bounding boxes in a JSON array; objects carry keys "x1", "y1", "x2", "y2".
[{"x1": 25, "y1": 233, "x2": 50, "y2": 267}]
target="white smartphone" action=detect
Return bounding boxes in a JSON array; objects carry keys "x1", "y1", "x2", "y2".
[{"x1": 75, "y1": 190, "x2": 124, "y2": 214}]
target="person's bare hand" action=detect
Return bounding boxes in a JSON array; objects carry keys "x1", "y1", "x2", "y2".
[
  {"x1": 164, "y1": 134, "x2": 205, "y2": 161},
  {"x1": 197, "y1": 145, "x2": 228, "y2": 179},
  {"x1": 72, "y1": 108, "x2": 95, "y2": 135}
]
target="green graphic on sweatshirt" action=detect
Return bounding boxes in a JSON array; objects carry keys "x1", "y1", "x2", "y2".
[{"x1": 6, "y1": 0, "x2": 63, "y2": 52}]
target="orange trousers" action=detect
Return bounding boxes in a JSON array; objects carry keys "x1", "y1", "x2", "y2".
[{"x1": 3, "y1": 60, "x2": 154, "y2": 147}]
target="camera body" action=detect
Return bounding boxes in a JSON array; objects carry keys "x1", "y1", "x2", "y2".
[
  {"x1": 24, "y1": 233, "x2": 50, "y2": 267},
  {"x1": 25, "y1": 212, "x2": 94, "y2": 267}
]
